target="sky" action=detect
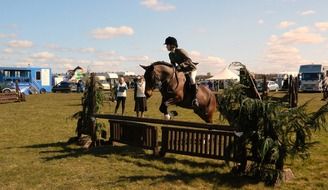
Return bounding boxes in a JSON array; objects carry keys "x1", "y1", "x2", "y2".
[{"x1": 1, "y1": 0, "x2": 328, "y2": 75}]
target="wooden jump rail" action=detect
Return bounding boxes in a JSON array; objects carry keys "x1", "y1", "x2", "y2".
[
  {"x1": 0, "y1": 81, "x2": 25, "y2": 104},
  {"x1": 0, "y1": 92, "x2": 21, "y2": 104},
  {"x1": 93, "y1": 114, "x2": 237, "y2": 131},
  {"x1": 93, "y1": 114, "x2": 245, "y2": 165}
]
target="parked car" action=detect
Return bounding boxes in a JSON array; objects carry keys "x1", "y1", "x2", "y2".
[
  {"x1": 267, "y1": 81, "x2": 279, "y2": 91},
  {"x1": 52, "y1": 81, "x2": 77, "y2": 93},
  {"x1": 256, "y1": 80, "x2": 279, "y2": 92},
  {"x1": 0, "y1": 82, "x2": 16, "y2": 93}
]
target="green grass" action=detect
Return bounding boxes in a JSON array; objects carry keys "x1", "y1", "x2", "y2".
[{"x1": 0, "y1": 90, "x2": 327, "y2": 189}]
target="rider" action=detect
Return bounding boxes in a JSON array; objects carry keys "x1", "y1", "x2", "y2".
[{"x1": 164, "y1": 36, "x2": 199, "y2": 107}]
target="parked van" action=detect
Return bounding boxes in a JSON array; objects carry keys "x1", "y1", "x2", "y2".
[
  {"x1": 299, "y1": 64, "x2": 328, "y2": 91},
  {"x1": 106, "y1": 72, "x2": 119, "y2": 90},
  {"x1": 96, "y1": 75, "x2": 110, "y2": 90}
]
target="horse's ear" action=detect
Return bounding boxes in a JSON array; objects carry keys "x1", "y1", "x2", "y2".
[{"x1": 140, "y1": 65, "x2": 149, "y2": 70}]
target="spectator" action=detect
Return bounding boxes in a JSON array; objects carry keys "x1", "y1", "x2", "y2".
[
  {"x1": 77, "y1": 80, "x2": 84, "y2": 93},
  {"x1": 134, "y1": 76, "x2": 147, "y2": 118},
  {"x1": 208, "y1": 80, "x2": 213, "y2": 90},
  {"x1": 322, "y1": 77, "x2": 328, "y2": 100},
  {"x1": 114, "y1": 77, "x2": 128, "y2": 115},
  {"x1": 214, "y1": 80, "x2": 219, "y2": 91}
]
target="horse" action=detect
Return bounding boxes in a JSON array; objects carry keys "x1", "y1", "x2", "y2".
[{"x1": 140, "y1": 61, "x2": 217, "y2": 123}]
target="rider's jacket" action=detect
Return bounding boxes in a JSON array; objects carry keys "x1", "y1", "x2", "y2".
[{"x1": 169, "y1": 48, "x2": 197, "y2": 72}]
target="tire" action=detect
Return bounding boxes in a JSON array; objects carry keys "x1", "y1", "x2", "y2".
[
  {"x1": 40, "y1": 88, "x2": 46, "y2": 94},
  {"x1": 3, "y1": 89, "x2": 11, "y2": 93}
]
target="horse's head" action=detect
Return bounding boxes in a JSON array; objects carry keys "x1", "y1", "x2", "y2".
[
  {"x1": 140, "y1": 64, "x2": 156, "y2": 98},
  {"x1": 141, "y1": 61, "x2": 174, "y2": 98}
]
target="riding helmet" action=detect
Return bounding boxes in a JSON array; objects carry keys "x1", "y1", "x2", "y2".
[{"x1": 164, "y1": 36, "x2": 178, "y2": 47}]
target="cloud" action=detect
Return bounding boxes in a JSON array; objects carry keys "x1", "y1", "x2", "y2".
[
  {"x1": 261, "y1": 26, "x2": 326, "y2": 72},
  {"x1": 80, "y1": 47, "x2": 96, "y2": 53},
  {"x1": 7, "y1": 40, "x2": 33, "y2": 48},
  {"x1": 91, "y1": 26, "x2": 134, "y2": 39},
  {"x1": 0, "y1": 33, "x2": 16, "y2": 38},
  {"x1": 272, "y1": 27, "x2": 325, "y2": 45},
  {"x1": 189, "y1": 50, "x2": 226, "y2": 74},
  {"x1": 3, "y1": 48, "x2": 13, "y2": 54},
  {"x1": 278, "y1": 21, "x2": 295, "y2": 29},
  {"x1": 258, "y1": 19, "x2": 264, "y2": 25},
  {"x1": 31, "y1": 51, "x2": 55, "y2": 61},
  {"x1": 300, "y1": 10, "x2": 316, "y2": 16},
  {"x1": 140, "y1": 0, "x2": 176, "y2": 11},
  {"x1": 263, "y1": 44, "x2": 307, "y2": 72},
  {"x1": 315, "y1": 22, "x2": 328, "y2": 31}
]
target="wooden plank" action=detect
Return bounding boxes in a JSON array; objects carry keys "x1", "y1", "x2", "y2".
[
  {"x1": 95, "y1": 114, "x2": 237, "y2": 131},
  {"x1": 196, "y1": 132, "x2": 199, "y2": 154},
  {"x1": 214, "y1": 134, "x2": 217, "y2": 156},
  {"x1": 109, "y1": 120, "x2": 157, "y2": 150},
  {"x1": 160, "y1": 126, "x2": 242, "y2": 161},
  {"x1": 161, "y1": 127, "x2": 168, "y2": 153},
  {"x1": 186, "y1": 131, "x2": 189, "y2": 152},
  {"x1": 223, "y1": 135, "x2": 227, "y2": 157},
  {"x1": 200, "y1": 133, "x2": 204, "y2": 154},
  {"x1": 191, "y1": 132, "x2": 195, "y2": 153},
  {"x1": 209, "y1": 134, "x2": 212, "y2": 156}
]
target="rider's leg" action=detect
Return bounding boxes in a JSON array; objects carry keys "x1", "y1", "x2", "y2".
[{"x1": 190, "y1": 70, "x2": 199, "y2": 107}]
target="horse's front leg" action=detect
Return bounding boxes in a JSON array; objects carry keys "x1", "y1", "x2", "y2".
[
  {"x1": 161, "y1": 97, "x2": 181, "y2": 120},
  {"x1": 159, "y1": 101, "x2": 170, "y2": 120}
]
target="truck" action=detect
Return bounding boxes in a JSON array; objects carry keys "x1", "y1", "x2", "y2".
[
  {"x1": 0, "y1": 66, "x2": 52, "y2": 94},
  {"x1": 299, "y1": 64, "x2": 328, "y2": 92}
]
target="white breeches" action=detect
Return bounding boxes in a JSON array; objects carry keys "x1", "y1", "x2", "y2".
[{"x1": 189, "y1": 70, "x2": 197, "y2": 84}]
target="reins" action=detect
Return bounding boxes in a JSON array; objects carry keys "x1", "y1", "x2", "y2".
[{"x1": 152, "y1": 65, "x2": 179, "y2": 93}]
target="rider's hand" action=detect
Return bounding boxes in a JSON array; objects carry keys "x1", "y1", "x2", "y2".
[{"x1": 175, "y1": 65, "x2": 182, "y2": 71}]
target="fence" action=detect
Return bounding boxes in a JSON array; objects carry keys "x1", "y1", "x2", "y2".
[
  {"x1": 0, "y1": 92, "x2": 21, "y2": 103},
  {"x1": 94, "y1": 114, "x2": 246, "y2": 167}
]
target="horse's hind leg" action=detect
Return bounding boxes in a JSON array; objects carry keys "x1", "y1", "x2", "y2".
[{"x1": 206, "y1": 94, "x2": 217, "y2": 123}]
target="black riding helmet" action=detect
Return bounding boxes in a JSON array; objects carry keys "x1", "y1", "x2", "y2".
[{"x1": 164, "y1": 36, "x2": 178, "y2": 47}]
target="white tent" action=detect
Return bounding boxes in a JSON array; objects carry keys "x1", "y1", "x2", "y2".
[{"x1": 208, "y1": 67, "x2": 239, "y2": 81}]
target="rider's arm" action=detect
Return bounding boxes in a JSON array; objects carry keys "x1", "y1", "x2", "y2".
[
  {"x1": 169, "y1": 52, "x2": 176, "y2": 67},
  {"x1": 177, "y1": 49, "x2": 193, "y2": 65},
  {"x1": 176, "y1": 49, "x2": 196, "y2": 70}
]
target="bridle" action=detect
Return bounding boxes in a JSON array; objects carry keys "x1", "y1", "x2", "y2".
[{"x1": 150, "y1": 65, "x2": 179, "y2": 91}]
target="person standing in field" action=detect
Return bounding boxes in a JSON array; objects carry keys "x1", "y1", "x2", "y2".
[
  {"x1": 114, "y1": 77, "x2": 128, "y2": 115},
  {"x1": 134, "y1": 76, "x2": 147, "y2": 118}
]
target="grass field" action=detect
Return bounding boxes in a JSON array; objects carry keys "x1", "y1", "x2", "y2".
[{"x1": 0, "y1": 90, "x2": 327, "y2": 190}]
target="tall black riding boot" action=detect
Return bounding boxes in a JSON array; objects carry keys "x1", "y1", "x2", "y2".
[{"x1": 191, "y1": 84, "x2": 199, "y2": 107}]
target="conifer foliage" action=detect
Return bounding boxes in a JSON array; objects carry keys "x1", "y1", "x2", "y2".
[{"x1": 217, "y1": 64, "x2": 328, "y2": 185}]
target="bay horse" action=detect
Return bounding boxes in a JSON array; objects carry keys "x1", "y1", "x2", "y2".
[{"x1": 140, "y1": 61, "x2": 217, "y2": 123}]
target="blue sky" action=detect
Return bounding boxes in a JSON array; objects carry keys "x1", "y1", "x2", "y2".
[{"x1": 1, "y1": 0, "x2": 328, "y2": 74}]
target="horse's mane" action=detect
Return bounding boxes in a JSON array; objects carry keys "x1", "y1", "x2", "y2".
[{"x1": 151, "y1": 61, "x2": 173, "y2": 68}]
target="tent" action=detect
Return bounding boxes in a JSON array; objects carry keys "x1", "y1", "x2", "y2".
[{"x1": 208, "y1": 67, "x2": 239, "y2": 81}]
